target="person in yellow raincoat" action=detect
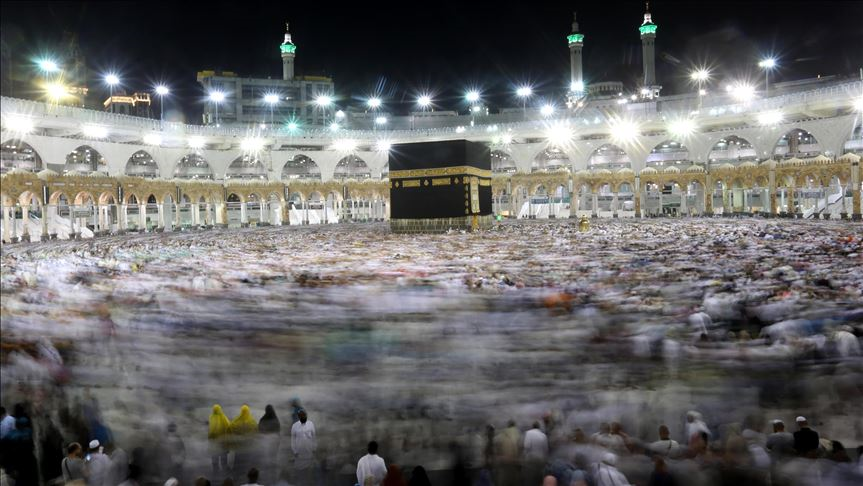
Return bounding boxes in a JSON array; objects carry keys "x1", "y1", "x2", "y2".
[
  {"x1": 230, "y1": 405, "x2": 258, "y2": 476},
  {"x1": 209, "y1": 405, "x2": 231, "y2": 476}
]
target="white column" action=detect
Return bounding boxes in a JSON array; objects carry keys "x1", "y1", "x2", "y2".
[
  {"x1": 21, "y1": 204, "x2": 30, "y2": 238},
  {"x1": 2, "y1": 205, "x2": 12, "y2": 242},
  {"x1": 240, "y1": 203, "x2": 247, "y2": 224},
  {"x1": 140, "y1": 204, "x2": 147, "y2": 230}
]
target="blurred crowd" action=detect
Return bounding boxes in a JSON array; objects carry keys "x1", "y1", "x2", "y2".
[
  {"x1": 1, "y1": 221, "x2": 862, "y2": 486},
  {"x1": 1, "y1": 398, "x2": 862, "y2": 486}
]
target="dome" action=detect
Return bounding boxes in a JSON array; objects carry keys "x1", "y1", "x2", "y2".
[
  {"x1": 738, "y1": 161, "x2": 757, "y2": 169},
  {"x1": 811, "y1": 154, "x2": 832, "y2": 164},
  {"x1": 640, "y1": 167, "x2": 658, "y2": 174},
  {"x1": 685, "y1": 165, "x2": 705, "y2": 173},
  {"x1": 593, "y1": 168, "x2": 612, "y2": 175},
  {"x1": 663, "y1": 166, "x2": 681, "y2": 173},
  {"x1": 715, "y1": 163, "x2": 735, "y2": 171},
  {"x1": 616, "y1": 167, "x2": 634, "y2": 175},
  {"x1": 837, "y1": 152, "x2": 861, "y2": 162},
  {"x1": 760, "y1": 159, "x2": 778, "y2": 169},
  {"x1": 575, "y1": 169, "x2": 592, "y2": 176}
]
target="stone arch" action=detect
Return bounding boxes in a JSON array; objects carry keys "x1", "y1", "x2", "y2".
[
  {"x1": 125, "y1": 150, "x2": 160, "y2": 178},
  {"x1": 1, "y1": 139, "x2": 43, "y2": 173},
  {"x1": 146, "y1": 194, "x2": 158, "y2": 205},
  {"x1": 844, "y1": 121, "x2": 862, "y2": 155},
  {"x1": 174, "y1": 153, "x2": 215, "y2": 180},
  {"x1": 98, "y1": 192, "x2": 116, "y2": 206},
  {"x1": 49, "y1": 191, "x2": 69, "y2": 205},
  {"x1": 282, "y1": 154, "x2": 321, "y2": 180},
  {"x1": 227, "y1": 193, "x2": 243, "y2": 203},
  {"x1": 308, "y1": 191, "x2": 323, "y2": 202},
  {"x1": 707, "y1": 135, "x2": 758, "y2": 165},
  {"x1": 491, "y1": 150, "x2": 517, "y2": 173},
  {"x1": 773, "y1": 128, "x2": 821, "y2": 159},
  {"x1": 18, "y1": 190, "x2": 41, "y2": 208},
  {"x1": 73, "y1": 191, "x2": 96, "y2": 206},
  {"x1": 532, "y1": 148, "x2": 571, "y2": 172},
  {"x1": 65, "y1": 145, "x2": 106, "y2": 174},
  {"x1": 226, "y1": 154, "x2": 266, "y2": 180},
  {"x1": 646, "y1": 140, "x2": 690, "y2": 168},
  {"x1": 334, "y1": 155, "x2": 370, "y2": 179},
  {"x1": 125, "y1": 192, "x2": 142, "y2": 205},
  {"x1": 588, "y1": 144, "x2": 631, "y2": 170}
]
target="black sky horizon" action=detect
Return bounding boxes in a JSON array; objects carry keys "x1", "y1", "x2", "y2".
[{"x1": 2, "y1": 0, "x2": 861, "y2": 124}]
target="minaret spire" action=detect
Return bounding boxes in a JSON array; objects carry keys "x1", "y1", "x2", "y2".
[
  {"x1": 280, "y1": 20, "x2": 297, "y2": 80},
  {"x1": 639, "y1": 2, "x2": 659, "y2": 98},
  {"x1": 567, "y1": 11, "x2": 585, "y2": 94}
]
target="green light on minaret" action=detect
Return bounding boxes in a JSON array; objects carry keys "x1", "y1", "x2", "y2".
[
  {"x1": 280, "y1": 43, "x2": 297, "y2": 54},
  {"x1": 567, "y1": 34, "x2": 585, "y2": 44},
  {"x1": 639, "y1": 24, "x2": 657, "y2": 35}
]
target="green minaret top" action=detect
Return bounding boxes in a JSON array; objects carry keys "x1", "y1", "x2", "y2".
[
  {"x1": 639, "y1": 2, "x2": 657, "y2": 36},
  {"x1": 280, "y1": 22, "x2": 297, "y2": 54},
  {"x1": 567, "y1": 12, "x2": 584, "y2": 45}
]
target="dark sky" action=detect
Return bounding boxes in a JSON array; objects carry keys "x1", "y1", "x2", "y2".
[{"x1": 2, "y1": 0, "x2": 862, "y2": 123}]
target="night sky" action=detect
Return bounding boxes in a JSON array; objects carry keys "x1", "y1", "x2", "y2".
[{"x1": 2, "y1": 0, "x2": 861, "y2": 123}]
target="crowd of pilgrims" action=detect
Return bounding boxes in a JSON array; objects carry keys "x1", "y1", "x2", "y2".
[{"x1": 0, "y1": 400, "x2": 861, "y2": 486}]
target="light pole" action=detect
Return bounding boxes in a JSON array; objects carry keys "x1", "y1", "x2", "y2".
[
  {"x1": 315, "y1": 95, "x2": 333, "y2": 127},
  {"x1": 104, "y1": 74, "x2": 120, "y2": 113},
  {"x1": 155, "y1": 85, "x2": 169, "y2": 123},
  {"x1": 690, "y1": 69, "x2": 709, "y2": 110},
  {"x1": 466, "y1": 90, "x2": 480, "y2": 126},
  {"x1": 367, "y1": 97, "x2": 381, "y2": 131},
  {"x1": 416, "y1": 95, "x2": 432, "y2": 130},
  {"x1": 209, "y1": 91, "x2": 225, "y2": 126},
  {"x1": 516, "y1": 86, "x2": 532, "y2": 119},
  {"x1": 264, "y1": 93, "x2": 279, "y2": 126},
  {"x1": 758, "y1": 58, "x2": 777, "y2": 97}
]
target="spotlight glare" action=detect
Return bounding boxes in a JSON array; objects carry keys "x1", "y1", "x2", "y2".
[
  {"x1": 335, "y1": 110, "x2": 345, "y2": 119},
  {"x1": 516, "y1": 86, "x2": 533, "y2": 97},
  {"x1": 668, "y1": 119, "x2": 696, "y2": 137},
  {"x1": 374, "y1": 116, "x2": 387, "y2": 125},
  {"x1": 315, "y1": 95, "x2": 333, "y2": 106},
  {"x1": 82, "y1": 125, "x2": 108, "y2": 139},
  {"x1": 466, "y1": 90, "x2": 480, "y2": 102},
  {"x1": 609, "y1": 119, "x2": 640, "y2": 144},
  {"x1": 209, "y1": 91, "x2": 226, "y2": 102},
  {"x1": 367, "y1": 97, "x2": 382, "y2": 109},
  {"x1": 105, "y1": 74, "x2": 120, "y2": 86},
  {"x1": 240, "y1": 137, "x2": 265, "y2": 152},
  {"x1": 854, "y1": 97, "x2": 863, "y2": 112},
  {"x1": 188, "y1": 136, "x2": 205, "y2": 149},
  {"x1": 3, "y1": 115, "x2": 34, "y2": 134},
  {"x1": 37, "y1": 59, "x2": 59, "y2": 73},
  {"x1": 330, "y1": 122, "x2": 340, "y2": 131},
  {"x1": 690, "y1": 69, "x2": 710, "y2": 82},
  {"x1": 287, "y1": 122, "x2": 299, "y2": 131},
  {"x1": 758, "y1": 58, "x2": 777, "y2": 69},
  {"x1": 729, "y1": 83, "x2": 756, "y2": 102},
  {"x1": 155, "y1": 85, "x2": 169, "y2": 96},
  {"x1": 143, "y1": 134, "x2": 162, "y2": 146},
  {"x1": 757, "y1": 110, "x2": 783, "y2": 126},
  {"x1": 570, "y1": 81, "x2": 585, "y2": 92},
  {"x1": 45, "y1": 82, "x2": 67, "y2": 101},
  {"x1": 264, "y1": 93, "x2": 279, "y2": 104},
  {"x1": 545, "y1": 122, "x2": 573, "y2": 147},
  {"x1": 501, "y1": 133, "x2": 513, "y2": 145},
  {"x1": 540, "y1": 104, "x2": 555, "y2": 116},
  {"x1": 375, "y1": 140, "x2": 391, "y2": 152},
  {"x1": 417, "y1": 95, "x2": 432, "y2": 107}
]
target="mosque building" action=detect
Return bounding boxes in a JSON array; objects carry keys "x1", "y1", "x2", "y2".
[{"x1": 1, "y1": 5, "x2": 862, "y2": 242}]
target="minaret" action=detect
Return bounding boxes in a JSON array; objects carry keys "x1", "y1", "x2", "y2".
[
  {"x1": 639, "y1": 2, "x2": 659, "y2": 95},
  {"x1": 280, "y1": 22, "x2": 297, "y2": 80},
  {"x1": 567, "y1": 12, "x2": 585, "y2": 93}
]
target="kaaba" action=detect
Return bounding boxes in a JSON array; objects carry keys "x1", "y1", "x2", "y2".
[{"x1": 389, "y1": 140, "x2": 493, "y2": 233}]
